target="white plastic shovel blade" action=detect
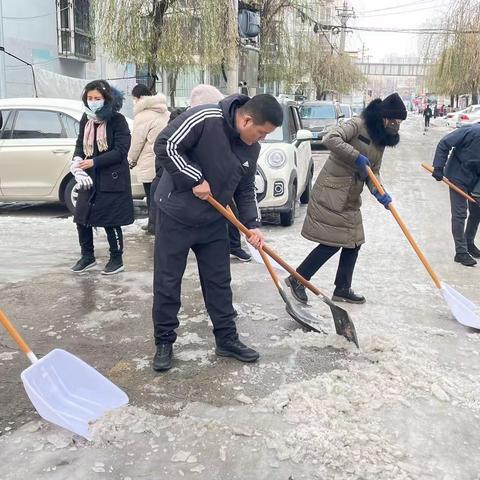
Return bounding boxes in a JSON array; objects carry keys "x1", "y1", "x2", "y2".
[
  {"x1": 246, "y1": 242, "x2": 287, "y2": 273},
  {"x1": 440, "y1": 282, "x2": 480, "y2": 329},
  {"x1": 20, "y1": 349, "x2": 128, "y2": 440}
]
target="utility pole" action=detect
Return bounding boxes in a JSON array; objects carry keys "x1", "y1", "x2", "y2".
[
  {"x1": 226, "y1": 0, "x2": 239, "y2": 95},
  {"x1": 0, "y1": 0, "x2": 7, "y2": 98},
  {"x1": 336, "y1": 1, "x2": 355, "y2": 53}
]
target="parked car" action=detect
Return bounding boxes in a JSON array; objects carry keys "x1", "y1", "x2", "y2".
[
  {"x1": 298, "y1": 101, "x2": 344, "y2": 147},
  {"x1": 455, "y1": 104, "x2": 480, "y2": 128},
  {"x1": 445, "y1": 106, "x2": 472, "y2": 128},
  {"x1": 0, "y1": 98, "x2": 144, "y2": 213},
  {"x1": 339, "y1": 104, "x2": 353, "y2": 121},
  {"x1": 256, "y1": 100, "x2": 313, "y2": 226}
]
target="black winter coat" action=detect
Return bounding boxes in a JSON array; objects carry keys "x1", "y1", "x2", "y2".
[
  {"x1": 433, "y1": 124, "x2": 480, "y2": 189},
  {"x1": 153, "y1": 94, "x2": 261, "y2": 229},
  {"x1": 73, "y1": 112, "x2": 134, "y2": 227}
]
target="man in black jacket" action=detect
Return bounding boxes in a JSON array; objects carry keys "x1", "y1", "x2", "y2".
[
  {"x1": 152, "y1": 94, "x2": 283, "y2": 371},
  {"x1": 432, "y1": 124, "x2": 480, "y2": 266}
]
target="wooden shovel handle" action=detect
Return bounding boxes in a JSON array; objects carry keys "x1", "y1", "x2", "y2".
[
  {"x1": 207, "y1": 196, "x2": 324, "y2": 297},
  {"x1": 0, "y1": 309, "x2": 34, "y2": 357},
  {"x1": 421, "y1": 163, "x2": 477, "y2": 204},
  {"x1": 367, "y1": 167, "x2": 441, "y2": 289}
]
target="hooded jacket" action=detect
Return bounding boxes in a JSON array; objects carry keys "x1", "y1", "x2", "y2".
[
  {"x1": 302, "y1": 98, "x2": 400, "y2": 248},
  {"x1": 153, "y1": 94, "x2": 261, "y2": 228},
  {"x1": 73, "y1": 87, "x2": 134, "y2": 227},
  {"x1": 128, "y1": 94, "x2": 170, "y2": 183}
]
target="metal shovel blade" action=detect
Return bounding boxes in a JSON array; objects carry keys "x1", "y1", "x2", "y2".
[
  {"x1": 440, "y1": 282, "x2": 480, "y2": 329},
  {"x1": 325, "y1": 299, "x2": 359, "y2": 348},
  {"x1": 20, "y1": 349, "x2": 128, "y2": 440}
]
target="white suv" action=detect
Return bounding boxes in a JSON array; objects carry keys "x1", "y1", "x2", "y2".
[
  {"x1": 256, "y1": 100, "x2": 313, "y2": 226},
  {"x1": 0, "y1": 98, "x2": 144, "y2": 213}
]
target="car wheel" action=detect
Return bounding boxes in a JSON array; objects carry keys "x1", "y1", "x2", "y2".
[
  {"x1": 300, "y1": 167, "x2": 313, "y2": 204},
  {"x1": 280, "y1": 184, "x2": 297, "y2": 227},
  {"x1": 64, "y1": 177, "x2": 78, "y2": 215}
]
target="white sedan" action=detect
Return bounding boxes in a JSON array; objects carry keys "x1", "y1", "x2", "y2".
[
  {"x1": 256, "y1": 100, "x2": 313, "y2": 226},
  {"x1": 0, "y1": 98, "x2": 144, "y2": 213}
]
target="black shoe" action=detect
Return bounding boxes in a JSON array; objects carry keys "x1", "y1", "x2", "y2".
[
  {"x1": 101, "y1": 256, "x2": 124, "y2": 275},
  {"x1": 467, "y1": 243, "x2": 480, "y2": 259},
  {"x1": 153, "y1": 343, "x2": 173, "y2": 371},
  {"x1": 71, "y1": 256, "x2": 96, "y2": 273},
  {"x1": 285, "y1": 275, "x2": 308, "y2": 304},
  {"x1": 230, "y1": 248, "x2": 252, "y2": 262},
  {"x1": 215, "y1": 337, "x2": 259, "y2": 363},
  {"x1": 454, "y1": 253, "x2": 477, "y2": 266},
  {"x1": 332, "y1": 288, "x2": 366, "y2": 304}
]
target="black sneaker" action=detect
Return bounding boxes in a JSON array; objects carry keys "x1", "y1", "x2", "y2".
[
  {"x1": 467, "y1": 243, "x2": 480, "y2": 259},
  {"x1": 71, "y1": 256, "x2": 96, "y2": 273},
  {"x1": 215, "y1": 337, "x2": 259, "y2": 363},
  {"x1": 332, "y1": 288, "x2": 366, "y2": 304},
  {"x1": 454, "y1": 253, "x2": 477, "y2": 266},
  {"x1": 285, "y1": 275, "x2": 308, "y2": 304},
  {"x1": 101, "y1": 256, "x2": 124, "y2": 275},
  {"x1": 153, "y1": 343, "x2": 173, "y2": 371},
  {"x1": 230, "y1": 248, "x2": 252, "y2": 262}
]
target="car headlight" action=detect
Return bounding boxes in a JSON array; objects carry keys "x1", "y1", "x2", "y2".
[{"x1": 266, "y1": 149, "x2": 287, "y2": 169}]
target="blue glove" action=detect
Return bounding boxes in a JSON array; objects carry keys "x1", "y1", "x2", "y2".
[
  {"x1": 355, "y1": 154, "x2": 370, "y2": 180},
  {"x1": 372, "y1": 188, "x2": 392, "y2": 209}
]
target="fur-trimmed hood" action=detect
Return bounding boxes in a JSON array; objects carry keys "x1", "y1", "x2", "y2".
[
  {"x1": 90, "y1": 87, "x2": 125, "y2": 122},
  {"x1": 362, "y1": 99, "x2": 400, "y2": 148},
  {"x1": 134, "y1": 93, "x2": 168, "y2": 116}
]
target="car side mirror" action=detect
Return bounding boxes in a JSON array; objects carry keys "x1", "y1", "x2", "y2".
[
  {"x1": 295, "y1": 129, "x2": 313, "y2": 145},
  {"x1": 338, "y1": 113, "x2": 345, "y2": 119}
]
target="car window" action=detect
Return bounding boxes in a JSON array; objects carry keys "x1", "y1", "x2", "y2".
[
  {"x1": 287, "y1": 107, "x2": 297, "y2": 142},
  {"x1": 60, "y1": 113, "x2": 80, "y2": 138},
  {"x1": 299, "y1": 105, "x2": 335, "y2": 120},
  {"x1": 0, "y1": 110, "x2": 12, "y2": 139},
  {"x1": 340, "y1": 105, "x2": 351, "y2": 117},
  {"x1": 292, "y1": 107, "x2": 303, "y2": 129},
  {"x1": 11, "y1": 110, "x2": 65, "y2": 139}
]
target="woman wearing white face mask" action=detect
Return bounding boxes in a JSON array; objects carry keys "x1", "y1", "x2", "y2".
[{"x1": 70, "y1": 80, "x2": 134, "y2": 275}]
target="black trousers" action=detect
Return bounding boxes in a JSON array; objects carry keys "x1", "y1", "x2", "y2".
[
  {"x1": 424, "y1": 116, "x2": 431, "y2": 128},
  {"x1": 76, "y1": 223, "x2": 123, "y2": 258},
  {"x1": 228, "y1": 203, "x2": 242, "y2": 251},
  {"x1": 450, "y1": 187, "x2": 480, "y2": 254},
  {"x1": 152, "y1": 210, "x2": 237, "y2": 345},
  {"x1": 147, "y1": 176, "x2": 160, "y2": 231},
  {"x1": 297, "y1": 244, "x2": 361, "y2": 290}
]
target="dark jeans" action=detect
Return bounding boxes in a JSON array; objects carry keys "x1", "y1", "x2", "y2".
[
  {"x1": 424, "y1": 116, "x2": 431, "y2": 128},
  {"x1": 76, "y1": 224, "x2": 123, "y2": 258},
  {"x1": 152, "y1": 210, "x2": 237, "y2": 345},
  {"x1": 450, "y1": 188, "x2": 480, "y2": 254},
  {"x1": 297, "y1": 244, "x2": 361, "y2": 290}
]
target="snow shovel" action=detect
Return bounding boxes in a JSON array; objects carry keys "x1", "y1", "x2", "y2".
[
  {"x1": 367, "y1": 167, "x2": 480, "y2": 330},
  {"x1": 421, "y1": 163, "x2": 479, "y2": 204},
  {"x1": 208, "y1": 196, "x2": 359, "y2": 347},
  {"x1": 0, "y1": 309, "x2": 129, "y2": 440}
]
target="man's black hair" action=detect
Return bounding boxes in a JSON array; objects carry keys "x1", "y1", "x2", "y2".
[
  {"x1": 132, "y1": 84, "x2": 152, "y2": 98},
  {"x1": 239, "y1": 94, "x2": 283, "y2": 127},
  {"x1": 82, "y1": 80, "x2": 113, "y2": 106}
]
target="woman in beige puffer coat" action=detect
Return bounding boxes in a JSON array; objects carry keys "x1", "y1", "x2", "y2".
[
  {"x1": 286, "y1": 93, "x2": 407, "y2": 305},
  {"x1": 128, "y1": 84, "x2": 170, "y2": 232}
]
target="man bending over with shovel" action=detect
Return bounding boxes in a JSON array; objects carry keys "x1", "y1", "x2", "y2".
[
  {"x1": 432, "y1": 125, "x2": 480, "y2": 266},
  {"x1": 286, "y1": 93, "x2": 407, "y2": 305},
  {"x1": 152, "y1": 94, "x2": 283, "y2": 371}
]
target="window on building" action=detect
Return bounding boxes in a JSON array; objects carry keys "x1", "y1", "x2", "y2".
[{"x1": 11, "y1": 111, "x2": 65, "y2": 140}]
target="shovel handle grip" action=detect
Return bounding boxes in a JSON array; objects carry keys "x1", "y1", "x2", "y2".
[
  {"x1": 207, "y1": 196, "x2": 324, "y2": 297},
  {"x1": 421, "y1": 163, "x2": 478, "y2": 204},
  {"x1": 0, "y1": 310, "x2": 37, "y2": 361},
  {"x1": 366, "y1": 167, "x2": 441, "y2": 289}
]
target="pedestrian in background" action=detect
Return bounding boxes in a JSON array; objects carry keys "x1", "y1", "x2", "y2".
[
  {"x1": 432, "y1": 124, "x2": 480, "y2": 266},
  {"x1": 128, "y1": 84, "x2": 170, "y2": 234},
  {"x1": 424, "y1": 104, "x2": 433, "y2": 129},
  {"x1": 70, "y1": 80, "x2": 133, "y2": 275},
  {"x1": 286, "y1": 93, "x2": 407, "y2": 305},
  {"x1": 187, "y1": 84, "x2": 253, "y2": 262}
]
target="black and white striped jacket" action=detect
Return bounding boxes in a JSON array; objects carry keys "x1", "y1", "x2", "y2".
[{"x1": 154, "y1": 94, "x2": 261, "y2": 229}]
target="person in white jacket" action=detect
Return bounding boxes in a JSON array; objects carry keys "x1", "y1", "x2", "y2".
[{"x1": 128, "y1": 84, "x2": 170, "y2": 233}]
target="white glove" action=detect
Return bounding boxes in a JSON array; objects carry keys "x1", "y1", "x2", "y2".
[
  {"x1": 74, "y1": 169, "x2": 93, "y2": 190},
  {"x1": 70, "y1": 156, "x2": 83, "y2": 175}
]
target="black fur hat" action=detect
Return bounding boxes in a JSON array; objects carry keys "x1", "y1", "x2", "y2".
[
  {"x1": 380, "y1": 93, "x2": 407, "y2": 120},
  {"x1": 362, "y1": 98, "x2": 400, "y2": 147}
]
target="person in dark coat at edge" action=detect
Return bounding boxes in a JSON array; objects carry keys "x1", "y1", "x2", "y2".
[
  {"x1": 432, "y1": 124, "x2": 480, "y2": 266},
  {"x1": 152, "y1": 94, "x2": 283, "y2": 371},
  {"x1": 286, "y1": 93, "x2": 407, "y2": 305},
  {"x1": 70, "y1": 80, "x2": 134, "y2": 275}
]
